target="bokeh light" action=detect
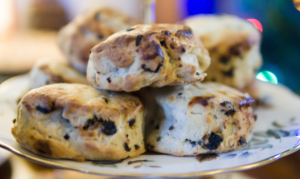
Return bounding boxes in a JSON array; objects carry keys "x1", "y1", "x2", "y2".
[
  {"x1": 294, "y1": 0, "x2": 300, "y2": 11},
  {"x1": 256, "y1": 71, "x2": 278, "y2": 84},
  {"x1": 247, "y1": 18, "x2": 263, "y2": 33}
]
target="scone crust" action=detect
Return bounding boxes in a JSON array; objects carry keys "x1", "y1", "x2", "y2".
[
  {"x1": 12, "y1": 84, "x2": 145, "y2": 160},
  {"x1": 29, "y1": 58, "x2": 88, "y2": 89},
  {"x1": 240, "y1": 78, "x2": 260, "y2": 99},
  {"x1": 144, "y1": 82, "x2": 255, "y2": 156},
  {"x1": 87, "y1": 24, "x2": 211, "y2": 92},
  {"x1": 57, "y1": 7, "x2": 141, "y2": 72},
  {"x1": 184, "y1": 15, "x2": 262, "y2": 89}
]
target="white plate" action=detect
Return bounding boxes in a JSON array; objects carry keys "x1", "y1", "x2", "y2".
[
  {"x1": 0, "y1": 75, "x2": 300, "y2": 178},
  {"x1": 0, "y1": 74, "x2": 30, "y2": 165}
]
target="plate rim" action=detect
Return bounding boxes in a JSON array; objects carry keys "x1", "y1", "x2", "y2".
[
  {"x1": 1, "y1": 74, "x2": 300, "y2": 178},
  {"x1": 0, "y1": 139, "x2": 300, "y2": 178}
]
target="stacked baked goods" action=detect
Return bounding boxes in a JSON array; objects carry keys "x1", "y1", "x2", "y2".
[
  {"x1": 87, "y1": 24, "x2": 210, "y2": 92},
  {"x1": 57, "y1": 7, "x2": 141, "y2": 73},
  {"x1": 12, "y1": 8, "x2": 259, "y2": 161}
]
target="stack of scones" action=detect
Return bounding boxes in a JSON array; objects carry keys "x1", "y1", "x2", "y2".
[{"x1": 12, "y1": 8, "x2": 260, "y2": 161}]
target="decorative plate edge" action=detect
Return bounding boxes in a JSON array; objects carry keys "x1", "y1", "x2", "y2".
[{"x1": 0, "y1": 140, "x2": 300, "y2": 178}]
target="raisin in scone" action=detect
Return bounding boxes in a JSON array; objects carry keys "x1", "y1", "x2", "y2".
[
  {"x1": 143, "y1": 82, "x2": 255, "y2": 156},
  {"x1": 57, "y1": 7, "x2": 141, "y2": 73},
  {"x1": 29, "y1": 58, "x2": 88, "y2": 89},
  {"x1": 12, "y1": 84, "x2": 145, "y2": 160},
  {"x1": 87, "y1": 24, "x2": 211, "y2": 92},
  {"x1": 184, "y1": 15, "x2": 262, "y2": 90}
]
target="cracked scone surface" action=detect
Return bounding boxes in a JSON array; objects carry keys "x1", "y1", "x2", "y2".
[
  {"x1": 143, "y1": 82, "x2": 255, "y2": 156},
  {"x1": 57, "y1": 7, "x2": 140, "y2": 73},
  {"x1": 29, "y1": 58, "x2": 88, "y2": 89},
  {"x1": 12, "y1": 84, "x2": 145, "y2": 160},
  {"x1": 87, "y1": 24, "x2": 211, "y2": 92},
  {"x1": 184, "y1": 15, "x2": 262, "y2": 89}
]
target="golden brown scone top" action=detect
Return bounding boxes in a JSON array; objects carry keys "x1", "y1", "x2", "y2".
[
  {"x1": 21, "y1": 84, "x2": 143, "y2": 127},
  {"x1": 92, "y1": 24, "x2": 194, "y2": 70},
  {"x1": 184, "y1": 15, "x2": 261, "y2": 52},
  {"x1": 57, "y1": 7, "x2": 141, "y2": 72},
  {"x1": 184, "y1": 15, "x2": 262, "y2": 89},
  {"x1": 88, "y1": 24, "x2": 211, "y2": 92}
]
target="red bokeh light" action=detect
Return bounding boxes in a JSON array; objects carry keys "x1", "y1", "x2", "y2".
[{"x1": 247, "y1": 18, "x2": 263, "y2": 33}]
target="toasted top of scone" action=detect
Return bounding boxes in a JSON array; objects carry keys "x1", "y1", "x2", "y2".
[
  {"x1": 57, "y1": 7, "x2": 141, "y2": 72},
  {"x1": 184, "y1": 15, "x2": 261, "y2": 52},
  {"x1": 29, "y1": 58, "x2": 88, "y2": 89},
  {"x1": 87, "y1": 24, "x2": 211, "y2": 92},
  {"x1": 152, "y1": 82, "x2": 255, "y2": 106},
  {"x1": 184, "y1": 15, "x2": 262, "y2": 89},
  {"x1": 21, "y1": 84, "x2": 143, "y2": 127}
]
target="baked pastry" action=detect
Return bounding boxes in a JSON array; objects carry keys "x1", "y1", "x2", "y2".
[
  {"x1": 57, "y1": 7, "x2": 141, "y2": 73},
  {"x1": 12, "y1": 84, "x2": 145, "y2": 160},
  {"x1": 184, "y1": 15, "x2": 262, "y2": 90},
  {"x1": 143, "y1": 82, "x2": 255, "y2": 156},
  {"x1": 87, "y1": 24, "x2": 211, "y2": 92},
  {"x1": 29, "y1": 58, "x2": 88, "y2": 89},
  {"x1": 240, "y1": 78, "x2": 260, "y2": 99}
]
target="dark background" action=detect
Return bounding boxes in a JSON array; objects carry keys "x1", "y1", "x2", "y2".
[{"x1": 185, "y1": 0, "x2": 300, "y2": 93}]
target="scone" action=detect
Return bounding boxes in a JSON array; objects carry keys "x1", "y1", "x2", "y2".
[
  {"x1": 87, "y1": 24, "x2": 211, "y2": 92},
  {"x1": 12, "y1": 84, "x2": 145, "y2": 161},
  {"x1": 57, "y1": 7, "x2": 141, "y2": 73},
  {"x1": 184, "y1": 15, "x2": 262, "y2": 90},
  {"x1": 240, "y1": 78, "x2": 260, "y2": 99},
  {"x1": 29, "y1": 58, "x2": 88, "y2": 89},
  {"x1": 143, "y1": 82, "x2": 255, "y2": 156}
]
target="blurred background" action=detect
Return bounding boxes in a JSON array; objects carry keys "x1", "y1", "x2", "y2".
[
  {"x1": 0, "y1": 0, "x2": 300, "y2": 92},
  {"x1": 0, "y1": 0, "x2": 300, "y2": 178}
]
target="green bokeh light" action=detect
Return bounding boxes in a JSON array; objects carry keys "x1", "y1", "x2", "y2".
[{"x1": 256, "y1": 71, "x2": 278, "y2": 84}]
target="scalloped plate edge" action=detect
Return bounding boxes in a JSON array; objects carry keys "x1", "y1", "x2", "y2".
[{"x1": 0, "y1": 139, "x2": 299, "y2": 178}]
